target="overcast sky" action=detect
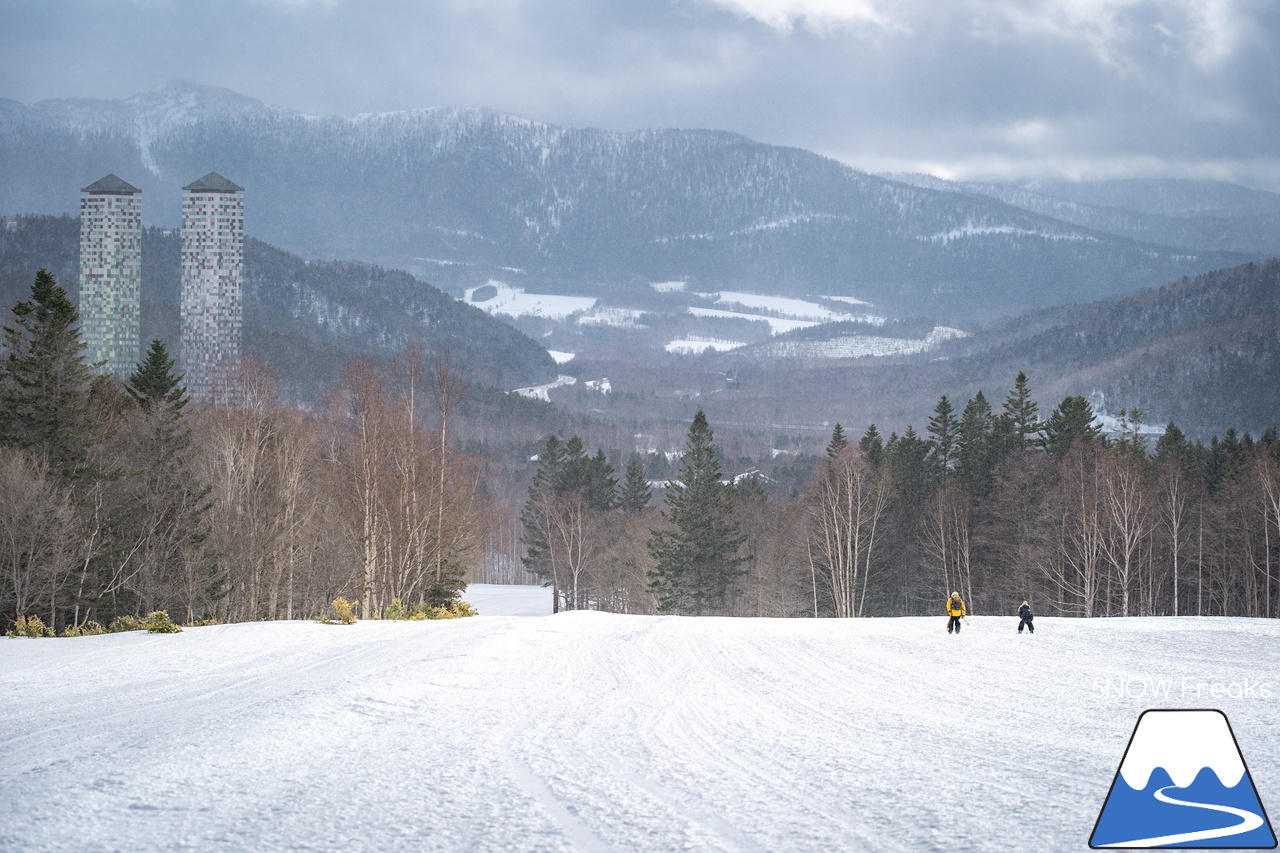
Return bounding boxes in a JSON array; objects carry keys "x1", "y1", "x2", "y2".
[{"x1": 3, "y1": 0, "x2": 1279, "y2": 190}]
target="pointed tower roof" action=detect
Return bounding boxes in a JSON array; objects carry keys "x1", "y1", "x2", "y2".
[
  {"x1": 82, "y1": 174, "x2": 141, "y2": 194},
  {"x1": 183, "y1": 172, "x2": 244, "y2": 193}
]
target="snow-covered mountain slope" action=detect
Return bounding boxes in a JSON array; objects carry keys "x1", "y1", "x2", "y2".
[
  {"x1": 886, "y1": 173, "x2": 1280, "y2": 257},
  {"x1": 3, "y1": 586, "x2": 1277, "y2": 852},
  {"x1": 0, "y1": 83, "x2": 1251, "y2": 321}
]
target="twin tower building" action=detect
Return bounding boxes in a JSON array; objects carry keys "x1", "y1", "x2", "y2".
[{"x1": 79, "y1": 172, "x2": 244, "y2": 401}]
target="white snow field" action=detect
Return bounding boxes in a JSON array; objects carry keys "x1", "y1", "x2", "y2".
[
  {"x1": 3, "y1": 586, "x2": 1279, "y2": 853},
  {"x1": 465, "y1": 282, "x2": 597, "y2": 320}
]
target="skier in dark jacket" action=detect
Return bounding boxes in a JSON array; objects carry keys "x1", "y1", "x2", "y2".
[
  {"x1": 946, "y1": 592, "x2": 966, "y2": 634},
  {"x1": 1018, "y1": 600, "x2": 1034, "y2": 633}
]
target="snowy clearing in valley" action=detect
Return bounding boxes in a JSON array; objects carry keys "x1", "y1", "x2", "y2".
[
  {"x1": 687, "y1": 306, "x2": 818, "y2": 335},
  {"x1": 665, "y1": 338, "x2": 747, "y2": 354},
  {"x1": 465, "y1": 282, "x2": 597, "y2": 320},
  {"x1": 753, "y1": 326, "x2": 969, "y2": 360},
  {"x1": 511, "y1": 374, "x2": 575, "y2": 401},
  {"x1": 576, "y1": 308, "x2": 648, "y2": 329},
  {"x1": 711, "y1": 292, "x2": 885, "y2": 326},
  {"x1": 3, "y1": 586, "x2": 1278, "y2": 853},
  {"x1": 649, "y1": 281, "x2": 686, "y2": 293}
]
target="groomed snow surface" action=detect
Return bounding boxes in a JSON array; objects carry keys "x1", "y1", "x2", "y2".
[{"x1": 3, "y1": 587, "x2": 1278, "y2": 853}]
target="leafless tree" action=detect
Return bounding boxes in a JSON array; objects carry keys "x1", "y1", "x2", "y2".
[
  {"x1": 1046, "y1": 443, "x2": 1105, "y2": 616},
  {"x1": 0, "y1": 447, "x2": 75, "y2": 626},
  {"x1": 921, "y1": 481, "x2": 973, "y2": 613},
  {"x1": 1099, "y1": 449, "x2": 1154, "y2": 616},
  {"x1": 805, "y1": 447, "x2": 890, "y2": 617}
]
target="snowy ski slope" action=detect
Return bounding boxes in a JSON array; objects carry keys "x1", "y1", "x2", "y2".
[{"x1": 2, "y1": 586, "x2": 1278, "y2": 852}]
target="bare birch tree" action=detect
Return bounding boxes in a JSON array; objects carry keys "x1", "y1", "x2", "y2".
[{"x1": 806, "y1": 447, "x2": 890, "y2": 617}]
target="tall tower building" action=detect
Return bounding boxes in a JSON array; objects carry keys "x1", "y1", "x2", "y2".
[
  {"x1": 79, "y1": 174, "x2": 142, "y2": 378},
  {"x1": 180, "y1": 172, "x2": 244, "y2": 401}
]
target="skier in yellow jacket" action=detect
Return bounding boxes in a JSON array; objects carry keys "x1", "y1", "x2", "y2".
[{"x1": 946, "y1": 592, "x2": 967, "y2": 634}]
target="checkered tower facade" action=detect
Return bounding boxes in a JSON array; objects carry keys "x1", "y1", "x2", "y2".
[
  {"x1": 180, "y1": 173, "x2": 244, "y2": 401},
  {"x1": 79, "y1": 175, "x2": 142, "y2": 378}
]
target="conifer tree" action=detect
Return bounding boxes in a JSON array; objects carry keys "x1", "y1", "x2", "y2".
[
  {"x1": 955, "y1": 391, "x2": 996, "y2": 496},
  {"x1": 926, "y1": 395, "x2": 957, "y2": 474},
  {"x1": 887, "y1": 425, "x2": 931, "y2": 505},
  {"x1": 859, "y1": 424, "x2": 884, "y2": 467},
  {"x1": 583, "y1": 449, "x2": 618, "y2": 512},
  {"x1": 1041, "y1": 395, "x2": 1103, "y2": 459},
  {"x1": 1154, "y1": 422, "x2": 1194, "y2": 469},
  {"x1": 126, "y1": 339, "x2": 188, "y2": 412},
  {"x1": 520, "y1": 435, "x2": 565, "y2": 587},
  {"x1": 998, "y1": 371, "x2": 1040, "y2": 453},
  {"x1": 826, "y1": 423, "x2": 849, "y2": 458},
  {"x1": 647, "y1": 411, "x2": 747, "y2": 615},
  {"x1": 618, "y1": 452, "x2": 652, "y2": 513},
  {"x1": 734, "y1": 472, "x2": 768, "y2": 506},
  {"x1": 0, "y1": 269, "x2": 104, "y2": 478}
]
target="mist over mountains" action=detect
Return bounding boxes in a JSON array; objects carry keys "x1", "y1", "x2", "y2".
[{"x1": 0, "y1": 82, "x2": 1262, "y2": 324}]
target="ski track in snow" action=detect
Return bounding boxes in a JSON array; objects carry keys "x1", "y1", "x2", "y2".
[{"x1": 2, "y1": 587, "x2": 1279, "y2": 852}]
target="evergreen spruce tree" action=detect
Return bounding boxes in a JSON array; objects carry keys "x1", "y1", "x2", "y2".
[
  {"x1": 998, "y1": 371, "x2": 1040, "y2": 453},
  {"x1": 734, "y1": 473, "x2": 768, "y2": 506},
  {"x1": 887, "y1": 425, "x2": 931, "y2": 505},
  {"x1": 955, "y1": 391, "x2": 996, "y2": 496},
  {"x1": 583, "y1": 449, "x2": 618, "y2": 512},
  {"x1": 520, "y1": 435, "x2": 565, "y2": 585},
  {"x1": 1155, "y1": 422, "x2": 1194, "y2": 470},
  {"x1": 859, "y1": 424, "x2": 884, "y2": 467},
  {"x1": 0, "y1": 269, "x2": 104, "y2": 478},
  {"x1": 126, "y1": 339, "x2": 188, "y2": 412},
  {"x1": 826, "y1": 423, "x2": 849, "y2": 458},
  {"x1": 926, "y1": 395, "x2": 957, "y2": 474},
  {"x1": 1041, "y1": 395, "x2": 1103, "y2": 459},
  {"x1": 647, "y1": 411, "x2": 747, "y2": 615},
  {"x1": 618, "y1": 452, "x2": 652, "y2": 513}
]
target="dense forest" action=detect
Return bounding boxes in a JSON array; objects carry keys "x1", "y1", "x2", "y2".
[
  {"x1": 1, "y1": 270, "x2": 489, "y2": 633},
  {"x1": 4, "y1": 265, "x2": 1278, "y2": 633},
  {"x1": 519, "y1": 374, "x2": 1280, "y2": 621}
]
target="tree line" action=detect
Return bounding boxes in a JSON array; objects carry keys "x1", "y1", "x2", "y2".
[
  {"x1": 521, "y1": 372, "x2": 1280, "y2": 619},
  {"x1": 0, "y1": 270, "x2": 486, "y2": 633}
]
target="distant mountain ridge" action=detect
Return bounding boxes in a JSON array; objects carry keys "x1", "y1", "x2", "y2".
[
  {"x1": 0, "y1": 82, "x2": 1258, "y2": 322},
  {"x1": 886, "y1": 173, "x2": 1280, "y2": 256}
]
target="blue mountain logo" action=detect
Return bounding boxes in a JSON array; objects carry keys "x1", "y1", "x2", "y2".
[{"x1": 1091, "y1": 709, "x2": 1276, "y2": 848}]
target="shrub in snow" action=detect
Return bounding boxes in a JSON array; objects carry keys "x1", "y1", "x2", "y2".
[
  {"x1": 61, "y1": 621, "x2": 106, "y2": 637},
  {"x1": 324, "y1": 598, "x2": 357, "y2": 625},
  {"x1": 439, "y1": 601, "x2": 478, "y2": 619},
  {"x1": 145, "y1": 611, "x2": 182, "y2": 634},
  {"x1": 107, "y1": 615, "x2": 146, "y2": 633},
  {"x1": 6, "y1": 615, "x2": 53, "y2": 638},
  {"x1": 382, "y1": 598, "x2": 478, "y2": 620}
]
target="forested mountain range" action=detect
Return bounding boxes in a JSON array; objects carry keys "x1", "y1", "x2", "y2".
[
  {"x1": 0, "y1": 83, "x2": 1257, "y2": 322},
  {"x1": 672, "y1": 259, "x2": 1280, "y2": 440},
  {"x1": 887, "y1": 174, "x2": 1280, "y2": 256},
  {"x1": 936, "y1": 259, "x2": 1280, "y2": 435},
  {"x1": 0, "y1": 215, "x2": 554, "y2": 395}
]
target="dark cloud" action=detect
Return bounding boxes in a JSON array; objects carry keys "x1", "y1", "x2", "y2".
[{"x1": 1, "y1": 0, "x2": 1278, "y2": 189}]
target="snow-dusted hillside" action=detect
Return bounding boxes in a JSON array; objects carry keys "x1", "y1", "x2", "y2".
[
  {"x1": 0, "y1": 83, "x2": 1250, "y2": 321},
  {"x1": 3, "y1": 586, "x2": 1277, "y2": 852}
]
